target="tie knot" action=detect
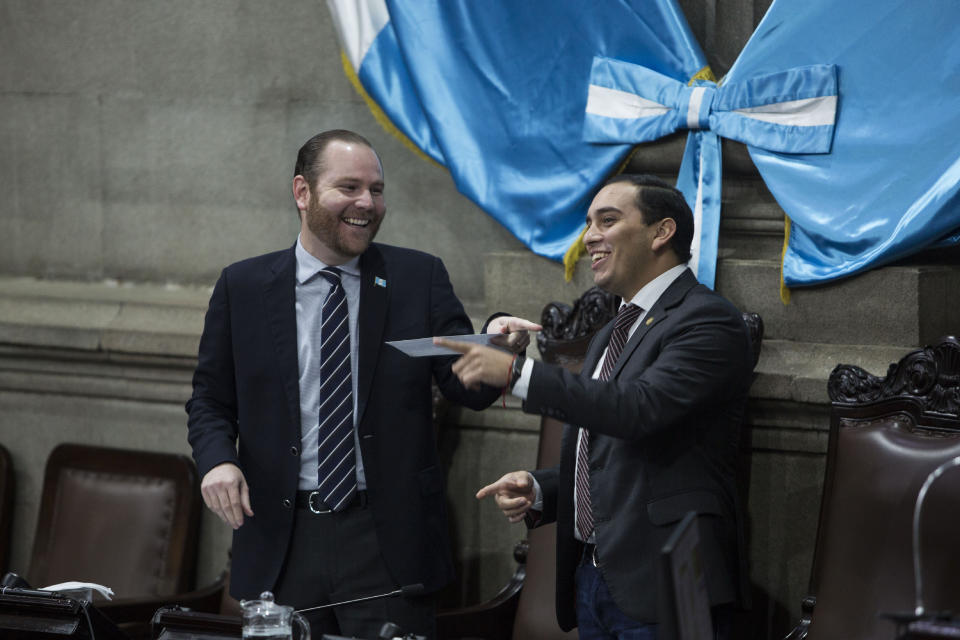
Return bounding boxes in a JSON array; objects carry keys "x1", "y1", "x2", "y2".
[
  {"x1": 615, "y1": 304, "x2": 642, "y2": 331},
  {"x1": 319, "y1": 267, "x2": 342, "y2": 286}
]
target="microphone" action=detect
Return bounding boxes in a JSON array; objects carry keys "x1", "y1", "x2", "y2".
[{"x1": 295, "y1": 583, "x2": 425, "y2": 614}]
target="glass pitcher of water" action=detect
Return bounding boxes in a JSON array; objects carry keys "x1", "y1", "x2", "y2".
[{"x1": 240, "y1": 591, "x2": 311, "y2": 640}]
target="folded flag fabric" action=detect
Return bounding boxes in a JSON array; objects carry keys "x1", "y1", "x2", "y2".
[
  {"x1": 328, "y1": 0, "x2": 959, "y2": 291},
  {"x1": 327, "y1": 0, "x2": 710, "y2": 271},
  {"x1": 725, "y1": 0, "x2": 960, "y2": 286}
]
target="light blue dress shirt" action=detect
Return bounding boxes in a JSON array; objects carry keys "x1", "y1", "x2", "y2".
[{"x1": 294, "y1": 235, "x2": 367, "y2": 490}]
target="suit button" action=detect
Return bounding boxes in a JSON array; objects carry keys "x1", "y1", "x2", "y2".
[
  {"x1": 290, "y1": 446, "x2": 299, "y2": 456},
  {"x1": 282, "y1": 498, "x2": 292, "y2": 508}
]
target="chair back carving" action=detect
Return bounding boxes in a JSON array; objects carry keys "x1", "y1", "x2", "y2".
[
  {"x1": 0, "y1": 444, "x2": 13, "y2": 574},
  {"x1": 802, "y1": 336, "x2": 960, "y2": 640},
  {"x1": 27, "y1": 443, "x2": 200, "y2": 599}
]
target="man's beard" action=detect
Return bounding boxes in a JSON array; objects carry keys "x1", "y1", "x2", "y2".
[{"x1": 304, "y1": 198, "x2": 381, "y2": 259}]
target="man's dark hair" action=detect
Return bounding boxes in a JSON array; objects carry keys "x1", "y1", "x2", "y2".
[
  {"x1": 603, "y1": 174, "x2": 693, "y2": 262},
  {"x1": 294, "y1": 129, "x2": 379, "y2": 188}
]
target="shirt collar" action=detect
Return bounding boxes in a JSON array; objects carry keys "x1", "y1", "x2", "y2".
[
  {"x1": 623, "y1": 264, "x2": 688, "y2": 312},
  {"x1": 295, "y1": 234, "x2": 361, "y2": 285}
]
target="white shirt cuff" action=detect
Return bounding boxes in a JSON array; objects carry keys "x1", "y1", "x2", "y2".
[
  {"x1": 511, "y1": 357, "x2": 535, "y2": 400},
  {"x1": 530, "y1": 473, "x2": 544, "y2": 511}
]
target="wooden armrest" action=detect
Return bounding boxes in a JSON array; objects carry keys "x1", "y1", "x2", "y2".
[
  {"x1": 783, "y1": 595, "x2": 816, "y2": 640},
  {"x1": 437, "y1": 541, "x2": 527, "y2": 640}
]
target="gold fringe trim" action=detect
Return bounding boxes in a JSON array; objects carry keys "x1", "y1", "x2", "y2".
[
  {"x1": 780, "y1": 215, "x2": 792, "y2": 304},
  {"x1": 563, "y1": 227, "x2": 588, "y2": 282},
  {"x1": 688, "y1": 65, "x2": 717, "y2": 84},
  {"x1": 340, "y1": 50, "x2": 440, "y2": 168}
]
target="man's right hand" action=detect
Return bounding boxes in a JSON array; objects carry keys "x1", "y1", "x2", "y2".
[
  {"x1": 476, "y1": 470, "x2": 536, "y2": 523},
  {"x1": 201, "y1": 462, "x2": 254, "y2": 530}
]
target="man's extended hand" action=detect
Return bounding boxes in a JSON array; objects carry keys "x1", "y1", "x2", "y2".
[
  {"x1": 486, "y1": 316, "x2": 543, "y2": 353},
  {"x1": 476, "y1": 471, "x2": 536, "y2": 523},
  {"x1": 201, "y1": 462, "x2": 254, "y2": 530},
  {"x1": 434, "y1": 337, "x2": 516, "y2": 388}
]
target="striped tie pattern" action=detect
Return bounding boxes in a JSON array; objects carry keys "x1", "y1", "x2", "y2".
[
  {"x1": 315, "y1": 267, "x2": 357, "y2": 511},
  {"x1": 575, "y1": 303, "x2": 643, "y2": 540}
]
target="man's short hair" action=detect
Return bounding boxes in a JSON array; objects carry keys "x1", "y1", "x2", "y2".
[
  {"x1": 603, "y1": 174, "x2": 694, "y2": 263},
  {"x1": 294, "y1": 129, "x2": 379, "y2": 188}
]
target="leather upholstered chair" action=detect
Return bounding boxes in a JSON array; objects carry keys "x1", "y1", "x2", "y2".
[
  {"x1": 24, "y1": 443, "x2": 222, "y2": 637},
  {"x1": 438, "y1": 288, "x2": 763, "y2": 640},
  {"x1": 785, "y1": 336, "x2": 960, "y2": 640},
  {"x1": 0, "y1": 443, "x2": 13, "y2": 574}
]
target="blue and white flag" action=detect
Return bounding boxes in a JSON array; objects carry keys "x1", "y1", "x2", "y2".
[
  {"x1": 328, "y1": 0, "x2": 960, "y2": 292},
  {"x1": 326, "y1": 0, "x2": 711, "y2": 278},
  {"x1": 724, "y1": 0, "x2": 960, "y2": 287},
  {"x1": 326, "y1": 0, "x2": 444, "y2": 163}
]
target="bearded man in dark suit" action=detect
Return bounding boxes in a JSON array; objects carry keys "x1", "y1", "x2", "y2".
[{"x1": 187, "y1": 129, "x2": 537, "y2": 639}]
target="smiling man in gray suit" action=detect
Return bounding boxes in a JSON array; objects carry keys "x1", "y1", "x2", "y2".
[{"x1": 437, "y1": 174, "x2": 752, "y2": 640}]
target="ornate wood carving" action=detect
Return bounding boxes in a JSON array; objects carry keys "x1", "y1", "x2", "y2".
[
  {"x1": 537, "y1": 287, "x2": 619, "y2": 368},
  {"x1": 828, "y1": 336, "x2": 960, "y2": 415},
  {"x1": 539, "y1": 287, "x2": 620, "y2": 342},
  {"x1": 743, "y1": 311, "x2": 764, "y2": 368}
]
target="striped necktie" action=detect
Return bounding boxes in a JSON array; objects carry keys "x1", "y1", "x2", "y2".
[
  {"x1": 575, "y1": 303, "x2": 643, "y2": 540},
  {"x1": 315, "y1": 267, "x2": 357, "y2": 511}
]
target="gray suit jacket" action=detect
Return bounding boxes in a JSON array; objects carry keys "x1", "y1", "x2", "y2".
[{"x1": 528, "y1": 268, "x2": 752, "y2": 629}]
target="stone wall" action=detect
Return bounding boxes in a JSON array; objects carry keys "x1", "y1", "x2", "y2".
[
  {"x1": 0, "y1": 1, "x2": 523, "y2": 296},
  {"x1": 0, "y1": 0, "x2": 523, "y2": 593}
]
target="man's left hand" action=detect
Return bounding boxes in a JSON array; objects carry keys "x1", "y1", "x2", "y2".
[
  {"x1": 486, "y1": 316, "x2": 542, "y2": 353},
  {"x1": 435, "y1": 337, "x2": 516, "y2": 389}
]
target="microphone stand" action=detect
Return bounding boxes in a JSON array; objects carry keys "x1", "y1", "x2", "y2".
[
  {"x1": 296, "y1": 584, "x2": 424, "y2": 615},
  {"x1": 886, "y1": 454, "x2": 960, "y2": 638},
  {"x1": 911, "y1": 455, "x2": 960, "y2": 618}
]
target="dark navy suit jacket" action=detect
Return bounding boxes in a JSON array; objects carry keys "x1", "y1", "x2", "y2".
[
  {"x1": 187, "y1": 242, "x2": 498, "y2": 599},
  {"x1": 528, "y1": 268, "x2": 752, "y2": 629}
]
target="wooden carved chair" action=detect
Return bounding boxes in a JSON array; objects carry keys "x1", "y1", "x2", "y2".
[
  {"x1": 438, "y1": 288, "x2": 763, "y2": 640},
  {"x1": 24, "y1": 443, "x2": 222, "y2": 637},
  {"x1": 0, "y1": 443, "x2": 14, "y2": 575},
  {"x1": 785, "y1": 336, "x2": 960, "y2": 640}
]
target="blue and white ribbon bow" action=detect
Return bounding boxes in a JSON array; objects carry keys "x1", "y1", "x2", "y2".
[{"x1": 583, "y1": 56, "x2": 838, "y2": 288}]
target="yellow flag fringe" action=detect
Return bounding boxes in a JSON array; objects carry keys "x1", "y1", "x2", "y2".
[
  {"x1": 780, "y1": 216, "x2": 792, "y2": 305},
  {"x1": 340, "y1": 51, "x2": 439, "y2": 168}
]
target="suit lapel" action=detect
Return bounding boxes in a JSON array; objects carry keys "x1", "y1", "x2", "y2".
[
  {"x1": 581, "y1": 321, "x2": 614, "y2": 379},
  {"x1": 608, "y1": 268, "x2": 698, "y2": 380},
  {"x1": 264, "y1": 246, "x2": 301, "y2": 432},
  {"x1": 356, "y1": 244, "x2": 388, "y2": 429}
]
